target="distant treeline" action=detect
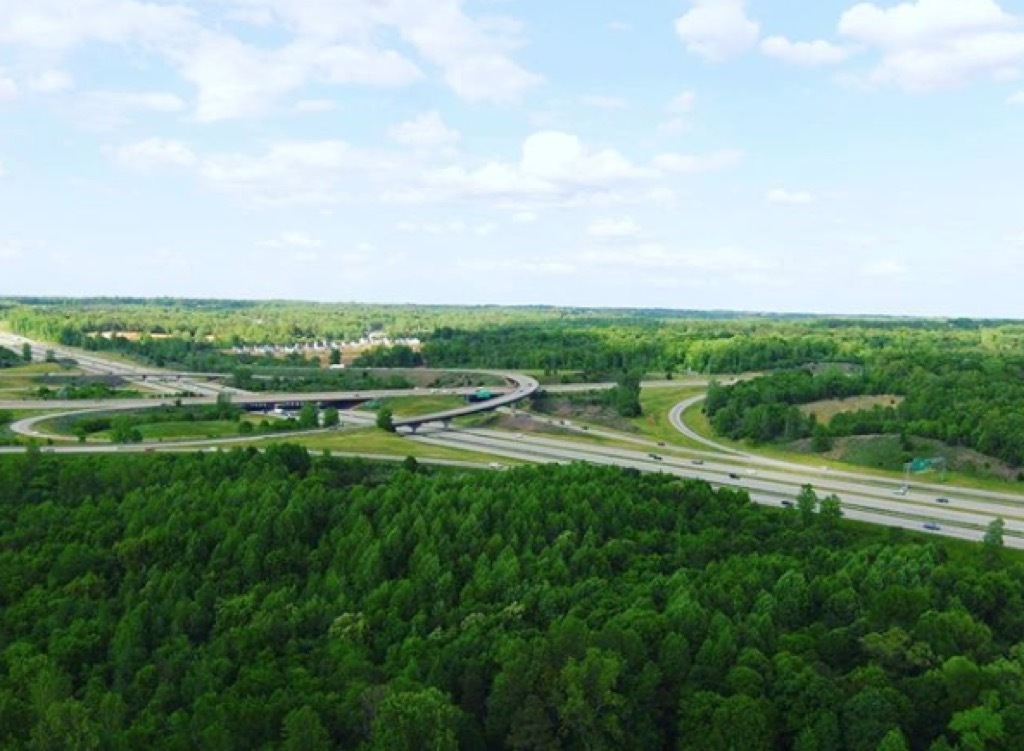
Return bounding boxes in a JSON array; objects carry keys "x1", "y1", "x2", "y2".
[{"x1": 10, "y1": 301, "x2": 1024, "y2": 379}]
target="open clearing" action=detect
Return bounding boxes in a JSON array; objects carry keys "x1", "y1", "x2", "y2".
[{"x1": 798, "y1": 394, "x2": 903, "y2": 424}]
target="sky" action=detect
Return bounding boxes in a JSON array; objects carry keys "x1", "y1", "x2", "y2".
[{"x1": 1, "y1": 0, "x2": 1023, "y2": 317}]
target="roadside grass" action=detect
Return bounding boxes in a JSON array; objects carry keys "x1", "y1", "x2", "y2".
[
  {"x1": 369, "y1": 394, "x2": 468, "y2": 416},
  {"x1": 92, "y1": 419, "x2": 260, "y2": 442},
  {"x1": 0, "y1": 363, "x2": 81, "y2": 392},
  {"x1": 288, "y1": 427, "x2": 509, "y2": 464},
  {"x1": 632, "y1": 386, "x2": 707, "y2": 448}
]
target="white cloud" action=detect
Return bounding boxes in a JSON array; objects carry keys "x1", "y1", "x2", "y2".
[
  {"x1": 426, "y1": 130, "x2": 658, "y2": 206},
  {"x1": 675, "y1": 0, "x2": 760, "y2": 62},
  {"x1": 115, "y1": 138, "x2": 197, "y2": 171},
  {"x1": 388, "y1": 111, "x2": 461, "y2": 152},
  {"x1": 581, "y1": 243, "x2": 772, "y2": 273},
  {"x1": 178, "y1": 33, "x2": 423, "y2": 122},
  {"x1": 580, "y1": 94, "x2": 628, "y2": 110},
  {"x1": 198, "y1": 139, "x2": 404, "y2": 206},
  {"x1": 0, "y1": 0, "x2": 196, "y2": 52},
  {"x1": 209, "y1": 0, "x2": 542, "y2": 104},
  {"x1": 397, "y1": 220, "x2": 495, "y2": 236},
  {"x1": 74, "y1": 89, "x2": 187, "y2": 129},
  {"x1": 1009, "y1": 89, "x2": 1024, "y2": 104},
  {"x1": 0, "y1": 75, "x2": 16, "y2": 101},
  {"x1": 862, "y1": 260, "x2": 908, "y2": 277},
  {"x1": 761, "y1": 36, "x2": 853, "y2": 66},
  {"x1": 512, "y1": 211, "x2": 538, "y2": 223},
  {"x1": 766, "y1": 188, "x2": 814, "y2": 204},
  {"x1": 28, "y1": 70, "x2": 74, "y2": 93},
  {"x1": 391, "y1": 2, "x2": 543, "y2": 103},
  {"x1": 653, "y1": 149, "x2": 744, "y2": 173},
  {"x1": 0, "y1": 0, "x2": 540, "y2": 119},
  {"x1": 0, "y1": 160, "x2": 5, "y2": 177},
  {"x1": 258, "y1": 232, "x2": 322, "y2": 249},
  {"x1": 587, "y1": 217, "x2": 641, "y2": 238},
  {"x1": 608, "y1": 21, "x2": 631, "y2": 32},
  {"x1": 0, "y1": 241, "x2": 22, "y2": 260},
  {"x1": 669, "y1": 90, "x2": 697, "y2": 113},
  {"x1": 294, "y1": 98, "x2": 337, "y2": 112},
  {"x1": 839, "y1": 0, "x2": 1024, "y2": 91},
  {"x1": 660, "y1": 90, "x2": 697, "y2": 133}
]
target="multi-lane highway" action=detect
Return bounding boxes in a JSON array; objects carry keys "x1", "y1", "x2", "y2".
[
  {"x1": 4, "y1": 336, "x2": 1024, "y2": 548},
  {"x1": 405, "y1": 424, "x2": 1024, "y2": 548}
]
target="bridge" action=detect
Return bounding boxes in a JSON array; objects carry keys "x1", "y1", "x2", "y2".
[{"x1": 394, "y1": 373, "x2": 539, "y2": 431}]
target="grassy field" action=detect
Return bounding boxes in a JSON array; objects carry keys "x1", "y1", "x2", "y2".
[
  {"x1": 0, "y1": 363, "x2": 82, "y2": 393},
  {"x1": 370, "y1": 394, "x2": 468, "y2": 417},
  {"x1": 91, "y1": 419, "x2": 259, "y2": 442},
  {"x1": 289, "y1": 428, "x2": 512, "y2": 464},
  {"x1": 631, "y1": 386, "x2": 708, "y2": 448},
  {"x1": 799, "y1": 394, "x2": 903, "y2": 424}
]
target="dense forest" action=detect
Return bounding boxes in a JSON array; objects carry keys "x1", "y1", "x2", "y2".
[{"x1": 2, "y1": 449, "x2": 1022, "y2": 750}]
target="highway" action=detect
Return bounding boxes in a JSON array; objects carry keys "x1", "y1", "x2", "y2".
[
  {"x1": 405, "y1": 426, "x2": 1024, "y2": 548},
  {"x1": 0, "y1": 331, "x2": 239, "y2": 397},
  {"x1": 4, "y1": 338, "x2": 1024, "y2": 549}
]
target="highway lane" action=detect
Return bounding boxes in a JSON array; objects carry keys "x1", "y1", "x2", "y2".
[{"x1": 408, "y1": 427, "x2": 1024, "y2": 546}]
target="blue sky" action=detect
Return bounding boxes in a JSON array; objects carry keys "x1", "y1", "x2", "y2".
[{"x1": 1, "y1": 0, "x2": 1023, "y2": 316}]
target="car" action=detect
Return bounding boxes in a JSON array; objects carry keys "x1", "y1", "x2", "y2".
[
  {"x1": 657, "y1": 441, "x2": 666, "y2": 447},
  {"x1": 781, "y1": 500, "x2": 794, "y2": 508},
  {"x1": 893, "y1": 485, "x2": 908, "y2": 496},
  {"x1": 923, "y1": 522, "x2": 941, "y2": 531},
  {"x1": 935, "y1": 497, "x2": 950, "y2": 504},
  {"x1": 648, "y1": 453, "x2": 663, "y2": 461},
  {"x1": 728, "y1": 472, "x2": 740, "y2": 479},
  {"x1": 692, "y1": 459, "x2": 705, "y2": 466}
]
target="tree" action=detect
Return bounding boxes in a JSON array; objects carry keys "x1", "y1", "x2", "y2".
[
  {"x1": 820, "y1": 494, "x2": 844, "y2": 531},
  {"x1": 109, "y1": 418, "x2": 142, "y2": 444},
  {"x1": 322, "y1": 407, "x2": 340, "y2": 428},
  {"x1": 797, "y1": 484, "x2": 819, "y2": 523},
  {"x1": 367, "y1": 688, "x2": 459, "y2": 751},
  {"x1": 949, "y1": 703, "x2": 1004, "y2": 751},
  {"x1": 298, "y1": 403, "x2": 319, "y2": 429},
  {"x1": 609, "y1": 372, "x2": 642, "y2": 418},
  {"x1": 377, "y1": 406, "x2": 396, "y2": 433},
  {"x1": 214, "y1": 391, "x2": 236, "y2": 420},
  {"x1": 983, "y1": 517, "x2": 1005, "y2": 560},
  {"x1": 22, "y1": 342, "x2": 32, "y2": 362},
  {"x1": 811, "y1": 424, "x2": 833, "y2": 452},
  {"x1": 329, "y1": 348, "x2": 342, "y2": 365},
  {"x1": 876, "y1": 728, "x2": 909, "y2": 751},
  {"x1": 280, "y1": 706, "x2": 331, "y2": 751}
]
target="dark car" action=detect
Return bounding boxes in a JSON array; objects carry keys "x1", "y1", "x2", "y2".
[
  {"x1": 781, "y1": 500, "x2": 794, "y2": 508},
  {"x1": 923, "y1": 522, "x2": 941, "y2": 531},
  {"x1": 692, "y1": 459, "x2": 704, "y2": 466},
  {"x1": 648, "y1": 453, "x2": 663, "y2": 461},
  {"x1": 728, "y1": 472, "x2": 740, "y2": 479},
  {"x1": 935, "y1": 497, "x2": 950, "y2": 504}
]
